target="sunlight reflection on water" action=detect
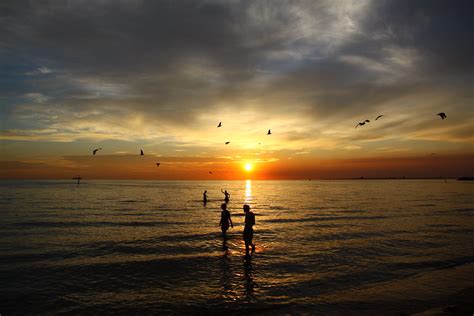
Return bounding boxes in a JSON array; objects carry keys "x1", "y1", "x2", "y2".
[{"x1": 245, "y1": 179, "x2": 252, "y2": 204}]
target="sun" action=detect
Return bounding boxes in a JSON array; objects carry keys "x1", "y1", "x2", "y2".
[{"x1": 244, "y1": 163, "x2": 253, "y2": 172}]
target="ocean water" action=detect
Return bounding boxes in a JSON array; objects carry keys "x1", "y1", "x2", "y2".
[{"x1": 0, "y1": 179, "x2": 473, "y2": 314}]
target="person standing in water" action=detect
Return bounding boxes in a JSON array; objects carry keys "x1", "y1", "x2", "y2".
[
  {"x1": 221, "y1": 189, "x2": 231, "y2": 203},
  {"x1": 243, "y1": 204, "x2": 255, "y2": 257},
  {"x1": 203, "y1": 190, "x2": 208, "y2": 204},
  {"x1": 219, "y1": 203, "x2": 233, "y2": 237}
]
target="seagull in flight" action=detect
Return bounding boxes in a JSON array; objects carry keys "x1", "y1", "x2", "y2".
[
  {"x1": 355, "y1": 121, "x2": 368, "y2": 129},
  {"x1": 93, "y1": 148, "x2": 102, "y2": 155},
  {"x1": 140, "y1": 149, "x2": 144, "y2": 155},
  {"x1": 217, "y1": 122, "x2": 222, "y2": 127},
  {"x1": 375, "y1": 115, "x2": 384, "y2": 120},
  {"x1": 225, "y1": 141, "x2": 230, "y2": 145},
  {"x1": 267, "y1": 129, "x2": 272, "y2": 135},
  {"x1": 437, "y1": 112, "x2": 447, "y2": 120}
]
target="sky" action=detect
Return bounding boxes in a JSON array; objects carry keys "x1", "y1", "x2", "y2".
[{"x1": 0, "y1": 0, "x2": 473, "y2": 179}]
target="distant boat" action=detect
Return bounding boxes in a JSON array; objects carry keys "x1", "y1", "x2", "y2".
[
  {"x1": 457, "y1": 177, "x2": 474, "y2": 181},
  {"x1": 72, "y1": 175, "x2": 82, "y2": 185}
]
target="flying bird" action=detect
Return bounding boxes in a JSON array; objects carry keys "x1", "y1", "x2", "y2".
[
  {"x1": 355, "y1": 121, "x2": 367, "y2": 129},
  {"x1": 92, "y1": 148, "x2": 102, "y2": 155},
  {"x1": 217, "y1": 122, "x2": 222, "y2": 127},
  {"x1": 156, "y1": 163, "x2": 160, "y2": 167},
  {"x1": 140, "y1": 149, "x2": 144, "y2": 155},
  {"x1": 365, "y1": 119, "x2": 370, "y2": 123},
  {"x1": 375, "y1": 115, "x2": 384, "y2": 120},
  {"x1": 225, "y1": 141, "x2": 230, "y2": 145},
  {"x1": 437, "y1": 112, "x2": 447, "y2": 120},
  {"x1": 267, "y1": 129, "x2": 272, "y2": 135}
]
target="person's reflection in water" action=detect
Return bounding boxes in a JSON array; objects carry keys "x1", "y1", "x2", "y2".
[
  {"x1": 222, "y1": 231, "x2": 229, "y2": 252},
  {"x1": 243, "y1": 257, "x2": 255, "y2": 302},
  {"x1": 219, "y1": 249, "x2": 233, "y2": 299}
]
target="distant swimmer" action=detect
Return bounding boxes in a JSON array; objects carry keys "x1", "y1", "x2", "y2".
[
  {"x1": 267, "y1": 129, "x2": 271, "y2": 135},
  {"x1": 92, "y1": 148, "x2": 102, "y2": 155},
  {"x1": 156, "y1": 162, "x2": 160, "y2": 167},
  {"x1": 437, "y1": 112, "x2": 447, "y2": 120},
  {"x1": 243, "y1": 204, "x2": 255, "y2": 257},
  {"x1": 217, "y1": 122, "x2": 222, "y2": 127},
  {"x1": 221, "y1": 189, "x2": 231, "y2": 203},
  {"x1": 219, "y1": 203, "x2": 233, "y2": 237},
  {"x1": 225, "y1": 141, "x2": 230, "y2": 145},
  {"x1": 375, "y1": 115, "x2": 384, "y2": 120},
  {"x1": 203, "y1": 190, "x2": 208, "y2": 204},
  {"x1": 140, "y1": 149, "x2": 144, "y2": 155}
]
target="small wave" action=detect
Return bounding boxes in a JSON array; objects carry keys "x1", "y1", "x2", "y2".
[
  {"x1": 121, "y1": 199, "x2": 148, "y2": 203},
  {"x1": 451, "y1": 208, "x2": 474, "y2": 213},
  {"x1": 256, "y1": 215, "x2": 387, "y2": 224},
  {"x1": 10, "y1": 220, "x2": 182, "y2": 228}
]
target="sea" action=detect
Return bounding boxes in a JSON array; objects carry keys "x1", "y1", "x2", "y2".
[{"x1": 1, "y1": 179, "x2": 473, "y2": 315}]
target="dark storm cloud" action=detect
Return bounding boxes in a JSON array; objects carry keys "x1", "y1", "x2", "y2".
[
  {"x1": 359, "y1": 0, "x2": 474, "y2": 77},
  {"x1": 0, "y1": 0, "x2": 472, "y2": 145}
]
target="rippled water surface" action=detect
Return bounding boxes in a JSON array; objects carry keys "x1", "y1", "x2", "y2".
[{"x1": 1, "y1": 180, "x2": 473, "y2": 314}]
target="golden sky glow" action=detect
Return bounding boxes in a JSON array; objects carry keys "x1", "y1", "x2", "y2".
[{"x1": 0, "y1": 1, "x2": 473, "y2": 179}]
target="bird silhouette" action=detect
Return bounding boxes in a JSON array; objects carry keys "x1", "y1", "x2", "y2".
[
  {"x1": 225, "y1": 141, "x2": 230, "y2": 145},
  {"x1": 355, "y1": 121, "x2": 367, "y2": 129},
  {"x1": 156, "y1": 163, "x2": 160, "y2": 167},
  {"x1": 375, "y1": 115, "x2": 384, "y2": 120},
  {"x1": 267, "y1": 129, "x2": 272, "y2": 135},
  {"x1": 92, "y1": 148, "x2": 102, "y2": 155},
  {"x1": 140, "y1": 149, "x2": 144, "y2": 155},
  {"x1": 437, "y1": 112, "x2": 447, "y2": 119},
  {"x1": 365, "y1": 119, "x2": 370, "y2": 123},
  {"x1": 217, "y1": 122, "x2": 222, "y2": 127}
]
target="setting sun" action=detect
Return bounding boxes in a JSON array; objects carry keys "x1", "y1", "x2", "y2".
[{"x1": 244, "y1": 163, "x2": 253, "y2": 172}]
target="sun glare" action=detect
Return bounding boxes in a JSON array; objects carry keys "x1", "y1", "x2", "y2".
[{"x1": 244, "y1": 163, "x2": 253, "y2": 172}]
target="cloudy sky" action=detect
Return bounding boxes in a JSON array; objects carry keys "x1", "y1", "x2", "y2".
[{"x1": 1, "y1": 0, "x2": 473, "y2": 179}]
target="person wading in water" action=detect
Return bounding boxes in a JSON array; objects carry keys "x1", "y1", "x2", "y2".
[
  {"x1": 243, "y1": 204, "x2": 255, "y2": 257},
  {"x1": 221, "y1": 189, "x2": 231, "y2": 203},
  {"x1": 219, "y1": 203, "x2": 233, "y2": 237}
]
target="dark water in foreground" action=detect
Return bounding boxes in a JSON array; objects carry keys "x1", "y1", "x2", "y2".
[{"x1": 1, "y1": 179, "x2": 473, "y2": 314}]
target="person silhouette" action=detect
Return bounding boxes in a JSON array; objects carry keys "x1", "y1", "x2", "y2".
[
  {"x1": 243, "y1": 204, "x2": 255, "y2": 257},
  {"x1": 219, "y1": 203, "x2": 233, "y2": 239},
  {"x1": 203, "y1": 190, "x2": 208, "y2": 204},
  {"x1": 221, "y1": 189, "x2": 231, "y2": 203}
]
